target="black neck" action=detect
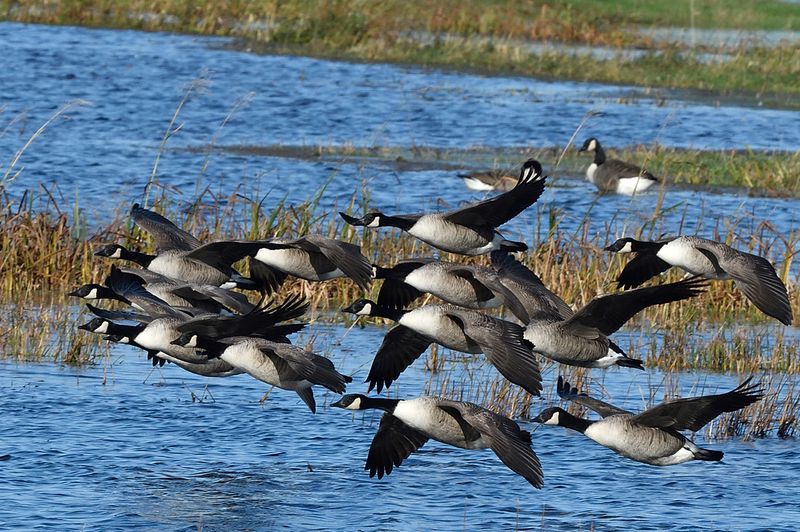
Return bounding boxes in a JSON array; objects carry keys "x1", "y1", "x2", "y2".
[
  {"x1": 557, "y1": 410, "x2": 593, "y2": 434},
  {"x1": 108, "y1": 322, "x2": 146, "y2": 338},
  {"x1": 368, "y1": 304, "x2": 405, "y2": 322},
  {"x1": 122, "y1": 248, "x2": 155, "y2": 267},
  {"x1": 194, "y1": 336, "x2": 227, "y2": 354},
  {"x1": 631, "y1": 239, "x2": 665, "y2": 254},
  {"x1": 593, "y1": 144, "x2": 606, "y2": 165},
  {"x1": 378, "y1": 214, "x2": 416, "y2": 231},
  {"x1": 96, "y1": 287, "x2": 130, "y2": 304},
  {"x1": 360, "y1": 397, "x2": 400, "y2": 413}
]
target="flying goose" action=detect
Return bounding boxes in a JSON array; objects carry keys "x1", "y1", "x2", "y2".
[
  {"x1": 171, "y1": 334, "x2": 352, "y2": 413},
  {"x1": 118, "y1": 204, "x2": 271, "y2": 289},
  {"x1": 373, "y1": 259, "x2": 529, "y2": 323},
  {"x1": 339, "y1": 159, "x2": 546, "y2": 256},
  {"x1": 578, "y1": 138, "x2": 659, "y2": 196},
  {"x1": 522, "y1": 277, "x2": 706, "y2": 368},
  {"x1": 458, "y1": 167, "x2": 519, "y2": 192},
  {"x1": 534, "y1": 376, "x2": 763, "y2": 466},
  {"x1": 332, "y1": 394, "x2": 543, "y2": 488},
  {"x1": 214, "y1": 235, "x2": 372, "y2": 291},
  {"x1": 490, "y1": 251, "x2": 573, "y2": 322},
  {"x1": 606, "y1": 236, "x2": 793, "y2": 325},
  {"x1": 341, "y1": 299, "x2": 541, "y2": 395}
]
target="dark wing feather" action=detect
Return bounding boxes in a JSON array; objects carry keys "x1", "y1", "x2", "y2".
[
  {"x1": 448, "y1": 310, "x2": 541, "y2": 395},
  {"x1": 717, "y1": 251, "x2": 793, "y2": 325},
  {"x1": 603, "y1": 159, "x2": 658, "y2": 181},
  {"x1": 366, "y1": 325, "x2": 432, "y2": 393},
  {"x1": 177, "y1": 294, "x2": 308, "y2": 339},
  {"x1": 446, "y1": 401, "x2": 543, "y2": 488},
  {"x1": 566, "y1": 277, "x2": 706, "y2": 336},
  {"x1": 468, "y1": 269, "x2": 531, "y2": 324},
  {"x1": 556, "y1": 376, "x2": 631, "y2": 417},
  {"x1": 299, "y1": 235, "x2": 373, "y2": 290},
  {"x1": 633, "y1": 378, "x2": 764, "y2": 432},
  {"x1": 104, "y1": 267, "x2": 182, "y2": 318},
  {"x1": 376, "y1": 279, "x2": 423, "y2": 310},
  {"x1": 365, "y1": 414, "x2": 429, "y2": 479},
  {"x1": 616, "y1": 254, "x2": 673, "y2": 289},
  {"x1": 85, "y1": 303, "x2": 152, "y2": 323},
  {"x1": 491, "y1": 251, "x2": 573, "y2": 320},
  {"x1": 445, "y1": 166, "x2": 546, "y2": 228},
  {"x1": 130, "y1": 204, "x2": 202, "y2": 252}
]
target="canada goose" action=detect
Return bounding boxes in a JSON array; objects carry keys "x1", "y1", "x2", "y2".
[
  {"x1": 373, "y1": 259, "x2": 529, "y2": 323},
  {"x1": 534, "y1": 376, "x2": 763, "y2": 466},
  {"x1": 216, "y1": 235, "x2": 372, "y2": 291},
  {"x1": 120, "y1": 204, "x2": 270, "y2": 289},
  {"x1": 606, "y1": 236, "x2": 793, "y2": 325},
  {"x1": 69, "y1": 267, "x2": 179, "y2": 317},
  {"x1": 578, "y1": 138, "x2": 659, "y2": 196},
  {"x1": 78, "y1": 295, "x2": 308, "y2": 364},
  {"x1": 339, "y1": 159, "x2": 546, "y2": 256},
  {"x1": 103, "y1": 334, "x2": 243, "y2": 378},
  {"x1": 170, "y1": 334, "x2": 352, "y2": 413},
  {"x1": 342, "y1": 299, "x2": 541, "y2": 395},
  {"x1": 522, "y1": 278, "x2": 706, "y2": 368},
  {"x1": 332, "y1": 394, "x2": 543, "y2": 487},
  {"x1": 458, "y1": 167, "x2": 519, "y2": 192},
  {"x1": 490, "y1": 251, "x2": 573, "y2": 321}
]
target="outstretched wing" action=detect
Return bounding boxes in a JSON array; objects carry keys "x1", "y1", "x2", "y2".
[
  {"x1": 556, "y1": 376, "x2": 631, "y2": 417},
  {"x1": 130, "y1": 203, "x2": 202, "y2": 252},
  {"x1": 365, "y1": 414, "x2": 429, "y2": 479},
  {"x1": 633, "y1": 378, "x2": 764, "y2": 431},
  {"x1": 365, "y1": 325, "x2": 432, "y2": 393},
  {"x1": 616, "y1": 254, "x2": 672, "y2": 289}
]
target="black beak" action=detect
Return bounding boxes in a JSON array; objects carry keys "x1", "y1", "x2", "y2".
[
  {"x1": 330, "y1": 398, "x2": 344, "y2": 408},
  {"x1": 341, "y1": 302, "x2": 359, "y2": 314},
  {"x1": 532, "y1": 413, "x2": 545, "y2": 423},
  {"x1": 604, "y1": 244, "x2": 615, "y2": 252},
  {"x1": 339, "y1": 212, "x2": 365, "y2": 226},
  {"x1": 77, "y1": 322, "x2": 92, "y2": 331},
  {"x1": 67, "y1": 289, "x2": 82, "y2": 298}
]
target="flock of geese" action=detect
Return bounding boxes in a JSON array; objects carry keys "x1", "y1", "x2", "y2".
[{"x1": 71, "y1": 148, "x2": 793, "y2": 489}]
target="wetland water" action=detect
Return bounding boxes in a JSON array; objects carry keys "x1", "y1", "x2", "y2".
[{"x1": 1, "y1": 22, "x2": 799, "y2": 530}]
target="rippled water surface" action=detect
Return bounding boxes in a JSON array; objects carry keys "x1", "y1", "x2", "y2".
[{"x1": 2, "y1": 22, "x2": 800, "y2": 530}]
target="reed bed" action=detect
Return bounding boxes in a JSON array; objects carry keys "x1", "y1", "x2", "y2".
[{"x1": 3, "y1": 1, "x2": 800, "y2": 97}]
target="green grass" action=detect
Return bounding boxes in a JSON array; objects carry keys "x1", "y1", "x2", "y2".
[{"x1": 3, "y1": 0, "x2": 800, "y2": 98}]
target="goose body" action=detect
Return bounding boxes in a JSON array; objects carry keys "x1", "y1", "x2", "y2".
[
  {"x1": 535, "y1": 377, "x2": 763, "y2": 466},
  {"x1": 342, "y1": 299, "x2": 541, "y2": 395},
  {"x1": 490, "y1": 251, "x2": 573, "y2": 321},
  {"x1": 607, "y1": 235, "x2": 793, "y2": 325},
  {"x1": 340, "y1": 159, "x2": 546, "y2": 256},
  {"x1": 332, "y1": 394, "x2": 543, "y2": 487},
  {"x1": 458, "y1": 168, "x2": 519, "y2": 192},
  {"x1": 579, "y1": 138, "x2": 659, "y2": 196},
  {"x1": 374, "y1": 259, "x2": 529, "y2": 323},
  {"x1": 173, "y1": 335, "x2": 352, "y2": 413}
]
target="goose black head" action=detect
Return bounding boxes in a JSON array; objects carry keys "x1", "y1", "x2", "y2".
[
  {"x1": 520, "y1": 159, "x2": 543, "y2": 181},
  {"x1": 68, "y1": 284, "x2": 112, "y2": 300},
  {"x1": 78, "y1": 317, "x2": 111, "y2": 333},
  {"x1": 604, "y1": 237, "x2": 637, "y2": 254},
  {"x1": 331, "y1": 394, "x2": 368, "y2": 410},
  {"x1": 341, "y1": 298, "x2": 375, "y2": 316},
  {"x1": 339, "y1": 211, "x2": 382, "y2": 228},
  {"x1": 578, "y1": 137, "x2": 599, "y2": 153},
  {"x1": 171, "y1": 332, "x2": 199, "y2": 348},
  {"x1": 533, "y1": 407, "x2": 566, "y2": 425},
  {"x1": 94, "y1": 244, "x2": 127, "y2": 259}
]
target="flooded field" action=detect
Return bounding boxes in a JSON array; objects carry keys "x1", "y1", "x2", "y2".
[{"x1": 1, "y1": 22, "x2": 799, "y2": 530}]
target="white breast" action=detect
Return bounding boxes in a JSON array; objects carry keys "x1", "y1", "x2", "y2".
[
  {"x1": 615, "y1": 176, "x2": 656, "y2": 196},
  {"x1": 134, "y1": 320, "x2": 176, "y2": 350},
  {"x1": 407, "y1": 215, "x2": 492, "y2": 255},
  {"x1": 656, "y1": 239, "x2": 722, "y2": 277},
  {"x1": 398, "y1": 306, "x2": 448, "y2": 339},
  {"x1": 586, "y1": 163, "x2": 598, "y2": 183}
]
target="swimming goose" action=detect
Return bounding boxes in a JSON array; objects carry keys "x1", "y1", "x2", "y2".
[
  {"x1": 490, "y1": 251, "x2": 573, "y2": 321},
  {"x1": 373, "y1": 259, "x2": 529, "y2": 323},
  {"x1": 122, "y1": 204, "x2": 269, "y2": 289},
  {"x1": 522, "y1": 277, "x2": 706, "y2": 368},
  {"x1": 534, "y1": 376, "x2": 763, "y2": 465},
  {"x1": 578, "y1": 138, "x2": 659, "y2": 195},
  {"x1": 171, "y1": 334, "x2": 352, "y2": 413},
  {"x1": 342, "y1": 299, "x2": 541, "y2": 395},
  {"x1": 458, "y1": 167, "x2": 519, "y2": 192},
  {"x1": 332, "y1": 394, "x2": 543, "y2": 488},
  {"x1": 215, "y1": 235, "x2": 372, "y2": 291},
  {"x1": 339, "y1": 159, "x2": 546, "y2": 256},
  {"x1": 606, "y1": 236, "x2": 793, "y2": 325}
]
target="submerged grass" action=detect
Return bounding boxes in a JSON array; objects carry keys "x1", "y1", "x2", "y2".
[{"x1": 3, "y1": 1, "x2": 800, "y2": 99}]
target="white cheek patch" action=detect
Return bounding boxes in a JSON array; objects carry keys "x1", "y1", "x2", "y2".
[
  {"x1": 86, "y1": 288, "x2": 98, "y2": 299},
  {"x1": 111, "y1": 248, "x2": 123, "y2": 258},
  {"x1": 95, "y1": 321, "x2": 109, "y2": 334},
  {"x1": 620, "y1": 242, "x2": 633, "y2": 253},
  {"x1": 544, "y1": 412, "x2": 560, "y2": 425},
  {"x1": 367, "y1": 217, "x2": 380, "y2": 228},
  {"x1": 119, "y1": 336, "x2": 131, "y2": 344},
  {"x1": 346, "y1": 398, "x2": 362, "y2": 410},
  {"x1": 588, "y1": 139, "x2": 597, "y2": 151},
  {"x1": 356, "y1": 304, "x2": 372, "y2": 316},
  {"x1": 185, "y1": 335, "x2": 198, "y2": 348}
]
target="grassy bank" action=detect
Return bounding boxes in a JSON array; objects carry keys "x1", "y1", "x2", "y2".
[
  {"x1": 210, "y1": 143, "x2": 800, "y2": 197},
  {"x1": 3, "y1": 1, "x2": 800, "y2": 99}
]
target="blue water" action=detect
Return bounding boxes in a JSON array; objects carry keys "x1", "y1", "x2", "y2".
[{"x1": 2, "y1": 21, "x2": 800, "y2": 530}]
